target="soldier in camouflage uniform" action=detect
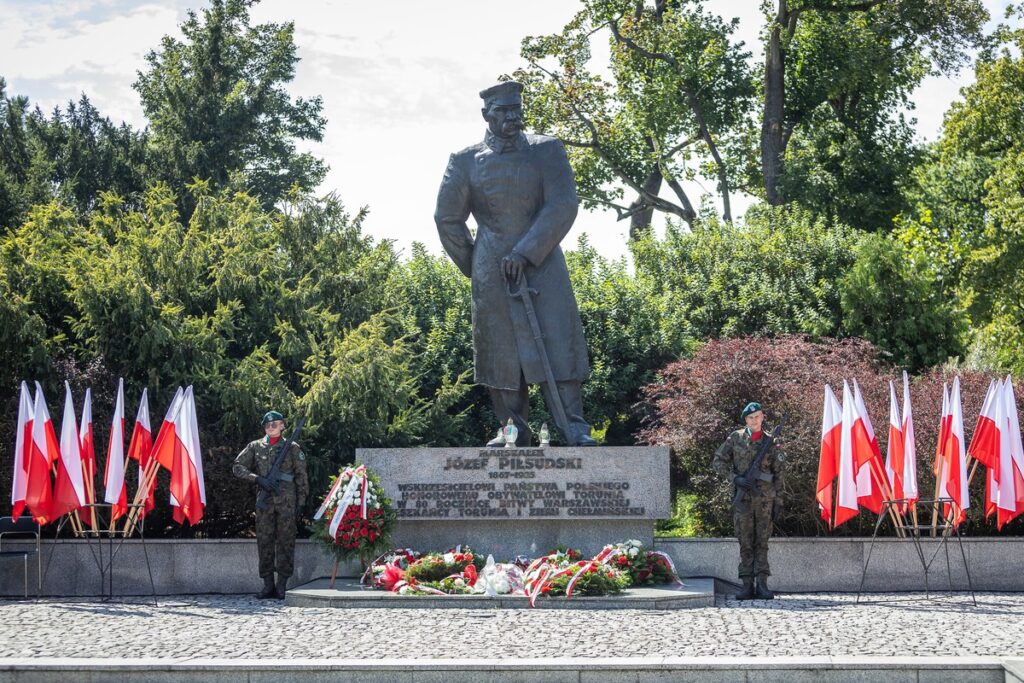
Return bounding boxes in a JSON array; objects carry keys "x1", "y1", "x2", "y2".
[
  {"x1": 232, "y1": 411, "x2": 309, "y2": 599},
  {"x1": 713, "y1": 402, "x2": 785, "y2": 601}
]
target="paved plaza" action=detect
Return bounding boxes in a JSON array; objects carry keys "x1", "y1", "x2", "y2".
[{"x1": 1, "y1": 592, "x2": 1022, "y2": 660}]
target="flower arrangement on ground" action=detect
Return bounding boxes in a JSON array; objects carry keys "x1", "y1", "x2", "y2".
[
  {"x1": 363, "y1": 547, "x2": 525, "y2": 596},
  {"x1": 310, "y1": 465, "x2": 395, "y2": 565},
  {"x1": 595, "y1": 539, "x2": 680, "y2": 586},
  {"x1": 523, "y1": 547, "x2": 630, "y2": 605}
]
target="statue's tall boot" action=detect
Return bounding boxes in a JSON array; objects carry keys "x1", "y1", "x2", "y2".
[
  {"x1": 257, "y1": 575, "x2": 276, "y2": 599},
  {"x1": 275, "y1": 574, "x2": 289, "y2": 600},
  {"x1": 755, "y1": 575, "x2": 775, "y2": 600},
  {"x1": 735, "y1": 576, "x2": 755, "y2": 601}
]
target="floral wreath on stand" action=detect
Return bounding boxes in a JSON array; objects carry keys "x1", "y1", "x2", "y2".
[{"x1": 309, "y1": 464, "x2": 396, "y2": 586}]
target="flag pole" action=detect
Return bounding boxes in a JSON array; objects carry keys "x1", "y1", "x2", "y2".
[
  {"x1": 868, "y1": 458, "x2": 906, "y2": 537},
  {"x1": 930, "y1": 461, "x2": 943, "y2": 538},
  {"x1": 123, "y1": 458, "x2": 160, "y2": 536}
]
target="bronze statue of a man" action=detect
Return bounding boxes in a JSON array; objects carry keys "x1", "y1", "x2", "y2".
[{"x1": 434, "y1": 81, "x2": 594, "y2": 447}]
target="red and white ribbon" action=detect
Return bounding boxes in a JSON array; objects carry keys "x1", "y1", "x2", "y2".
[
  {"x1": 327, "y1": 465, "x2": 367, "y2": 539},
  {"x1": 565, "y1": 561, "x2": 600, "y2": 598},
  {"x1": 313, "y1": 468, "x2": 349, "y2": 520},
  {"x1": 647, "y1": 550, "x2": 686, "y2": 586}
]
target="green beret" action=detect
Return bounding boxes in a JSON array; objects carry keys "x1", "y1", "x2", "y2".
[
  {"x1": 261, "y1": 410, "x2": 285, "y2": 425},
  {"x1": 740, "y1": 402, "x2": 763, "y2": 420}
]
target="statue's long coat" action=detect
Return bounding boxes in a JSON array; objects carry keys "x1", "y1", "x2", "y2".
[{"x1": 434, "y1": 131, "x2": 590, "y2": 390}]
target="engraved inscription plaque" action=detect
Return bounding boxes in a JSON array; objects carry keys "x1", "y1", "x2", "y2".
[{"x1": 358, "y1": 447, "x2": 670, "y2": 521}]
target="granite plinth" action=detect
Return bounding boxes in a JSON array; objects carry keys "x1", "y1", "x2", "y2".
[{"x1": 285, "y1": 577, "x2": 715, "y2": 609}]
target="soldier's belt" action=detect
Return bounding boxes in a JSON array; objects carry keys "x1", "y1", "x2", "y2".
[
  {"x1": 754, "y1": 470, "x2": 774, "y2": 482},
  {"x1": 276, "y1": 473, "x2": 294, "y2": 482}
]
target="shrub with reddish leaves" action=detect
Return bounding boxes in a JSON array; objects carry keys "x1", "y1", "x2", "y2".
[{"x1": 639, "y1": 335, "x2": 1023, "y2": 536}]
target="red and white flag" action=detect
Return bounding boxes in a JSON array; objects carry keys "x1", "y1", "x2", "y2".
[
  {"x1": 852, "y1": 380, "x2": 886, "y2": 514},
  {"x1": 151, "y1": 387, "x2": 186, "y2": 473},
  {"x1": 11, "y1": 382, "x2": 33, "y2": 520},
  {"x1": 816, "y1": 384, "x2": 842, "y2": 525},
  {"x1": 885, "y1": 379, "x2": 906, "y2": 504},
  {"x1": 103, "y1": 379, "x2": 128, "y2": 521},
  {"x1": 169, "y1": 387, "x2": 206, "y2": 526},
  {"x1": 51, "y1": 383, "x2": 88, "y2": 519},
  {"x1": 26, "y1": 382, "x2": 59, "y2": 523},
  {"x1": 938, "y1": 376, "x2": 969, "y2": 526},
  {"x1": 834, "y1": 381, "x2": 860, "y2": 527},
  {"x1": 991, "y1": 377, "x2": 1024, "y2": 529},
  {"x1": 127, "y1": 388, "x2": 155, "y2": 516},
  {"x1": 968, "y1": 379, "x2": 1000, "y2": 471},
  {"x1": 900, "y1": 371, "x2": 919, "y2": 505},
  {"x1": 78, "y1": 388, "x2": 97, "y2": 526},
  {"x1": 935, "y1": 383, "x2": 951, "y2": 484}
]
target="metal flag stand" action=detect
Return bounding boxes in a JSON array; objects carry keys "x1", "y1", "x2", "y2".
[
  {"x1": 41, "y1": 502, "x2": 158, "y2": 606},
  {"x1": 856, "y1": 496, "x2": 976, "y2": 606}
]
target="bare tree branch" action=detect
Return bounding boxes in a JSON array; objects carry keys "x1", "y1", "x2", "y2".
[
  {"x1": 607, "y1": 14, "x2": 678, "y2": 66},
  {"x1": 579, "y1": 194, "x2": 648, "y2": 222}
]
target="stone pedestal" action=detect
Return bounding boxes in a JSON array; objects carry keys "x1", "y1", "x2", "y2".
[{"x1": 358, "y1": 446, "x2": 669, "y2": 558}]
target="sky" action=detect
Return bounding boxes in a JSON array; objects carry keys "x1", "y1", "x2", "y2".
[{"x1": 0, "y1": 0, "x2": 1014, "y2": 261}]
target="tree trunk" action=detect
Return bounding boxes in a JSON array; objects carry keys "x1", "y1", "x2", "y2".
[
  {"x1": 761, "y1": 1, "x2": 788, "y2": 205},
  {"x1": 628, "y1": 167, "x2": 663, "y2": 240}
]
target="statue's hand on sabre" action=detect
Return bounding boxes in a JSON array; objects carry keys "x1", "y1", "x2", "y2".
[{"x1": 502, "y1": 252, "x2": 527, "y2": 283}]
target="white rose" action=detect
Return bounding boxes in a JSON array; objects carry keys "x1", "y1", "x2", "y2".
[
  {"x1": 454, "y1": 578, "x2": 465, "y2": 587},
  {"x1": 443, "y1": 553, "x2": 455, "y2": 564}
]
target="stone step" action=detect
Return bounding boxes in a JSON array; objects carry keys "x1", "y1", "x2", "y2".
[
  {"x1": 0, "y1": 656, "x2": 1009, "y2": 683},
  {"x1": 284, "y1": 577, "x2": 715, "y2": 609}
]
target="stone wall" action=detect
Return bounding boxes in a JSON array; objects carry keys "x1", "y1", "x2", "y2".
[{"x1": 1, "y1": 537, "x2": 1021, "y2": 596}]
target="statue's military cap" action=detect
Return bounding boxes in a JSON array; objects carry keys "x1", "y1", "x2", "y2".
[{"x1": 479, "y1": 81, "x2": 523, "y2": 106}]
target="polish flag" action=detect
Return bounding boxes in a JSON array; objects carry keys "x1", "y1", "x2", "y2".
[
  {"x1": 11, "y1": 382, "x2": 33, "y2": 520},
  {"x1": 169, "y1": 387, "x2": 206, "y2": 526},
  {"x1": 968, "y1": 380, "x2": 1000, "y2": 470},
  {"x1": 935, "y1": 383, "x2": 951, "y2": 485},
  {"x1": 78, "y1": 388, "x2": 97, "y2": 526},
  {"x1": 993, "y1": 378, "x2": 1024, "y2": 529},
  {"x1": 816, "y1": 385, "x2": 842, "y2": 525},
  {"x1": 151, "y1": 388, "x2": 185, "y2": 473},
  {"x1": 852, "y1": 380, "x2": 886, "y2": 514},
  {"x1": 901, "y1": 371, "x2": 919, "y2": 505},
  {"x1": 127, "y1": 389, "x2": 154, "y2": 516},
  {"x1": 885, "y1": 379, "x2": 906, "y2": 505},
  {"x1": 26, "y1": 383, "x2": 59, "y2": 523},
  {"x1": 834, "y1": 381, "x2": 860, "y2": 527},
  {"x1": 938, "y1": 377, "x2": 970, "y2": 526},
  {"x1": 51, "y1": 383, "x2": 88, "y2": 519},
  {"x1": 103, "y1": 379, "x2": 128, "y2": 521},
  {"x1": 985, "y1": 378, "x2": 1008, "y2": 520}
]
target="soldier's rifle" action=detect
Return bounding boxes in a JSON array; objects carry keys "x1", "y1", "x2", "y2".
[
  {"x1": 732, "y1": 414, "x2": 787, "y2": 513},
  {"x1": 256, "y1": 416, "x2": 306, "y2": 512}
]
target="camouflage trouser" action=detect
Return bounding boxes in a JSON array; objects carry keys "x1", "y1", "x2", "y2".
[
  {"x1": 256, "y1": 497, "x2": 297, "y2": 579},
  {"x1": 734, "y1": 494, "x2": 774, "y2": 579}
]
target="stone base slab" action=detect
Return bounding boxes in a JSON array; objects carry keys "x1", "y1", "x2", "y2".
[
  {"x1": 0, "y1": 657, "x2": 1011, "y2": 683},
  {"x1": 284, "y1": 577, "x2": 715, "y2": 609},
  {"x1": 385, "y1": 519, "x2": 652, "y2": 559}
]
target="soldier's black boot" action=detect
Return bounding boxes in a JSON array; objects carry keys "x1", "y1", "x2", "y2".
[
  {"x1": 275, "y1": 574, "x2": 289, "y2": 600},
  {"x1": 735, "y1": 576, "x2": 755, "y2": 601},
  {"x1": 755, "y1": 575, "x2": 775, "y2": 600},
  {"x1": 257, "y1": 575, "x2": 276, "y2": 599}
]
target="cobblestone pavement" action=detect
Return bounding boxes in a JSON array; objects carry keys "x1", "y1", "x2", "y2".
[{"x1": 1, "y1": 593, "x2": 1022, "y2": 660}]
